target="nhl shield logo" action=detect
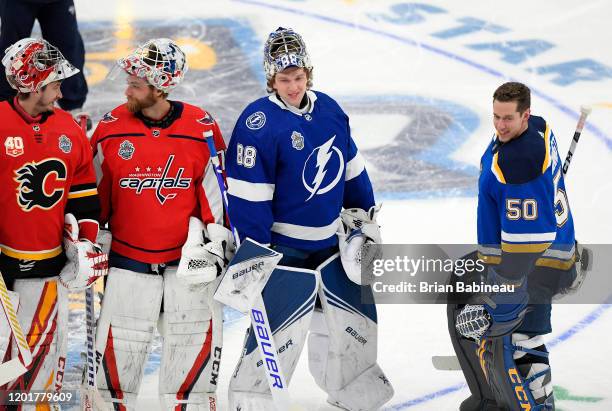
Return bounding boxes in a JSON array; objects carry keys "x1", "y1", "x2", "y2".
[
  {"x1": 118, "y1": 140, "x2": 135, "y2": 160},
  {"x1": 58, "y1": 135, "x2": 72, "y2": 153},
  {"x1": 152, "y1": 129, "x2": 161, "y2": 137},
  {"x1": 291, "y1": 131, "x2": 304, "y2": 150}
]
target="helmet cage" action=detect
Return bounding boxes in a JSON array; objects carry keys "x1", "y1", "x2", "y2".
[
  {"x1": 2, "y1": 38, "x2": 79, "y2": 93},
  {"x1": 264, "y1": 28, "x2": 312, "y2": 81},
  {"x1": 118, "y1": 38, "x2": 187, "y2": 93}
]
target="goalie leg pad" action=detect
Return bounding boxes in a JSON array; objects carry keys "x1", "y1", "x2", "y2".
[
  {"x1": 95, "y1": 268, "x2": 163, "y2": 409},
  {"x1": 5, "y1": 277, "x2": 65, "y2": 392},
  {"x1": 158, "y1": 267, "x2": 222, "y2": 410},
  {"x1": 0, "y1": 290, "x2": 19, "y2": 364},
  {"x1": 480, "y1": 334, "x2": 554, "y2": 410},
  {"x1": 310, "y1": 254, "x2": 393, "y2": 410},
  {"x1": 228, "y1": 265, "x2": 318, "y2": 410}
]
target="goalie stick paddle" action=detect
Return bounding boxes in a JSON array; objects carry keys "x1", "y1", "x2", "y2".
[
  {"x1": 433, "y1": 105, "x2": 593, "y2": 372},
  {"x1": 78, "y1": 115, "x2": 108, "y2": 411},
  {"x1": 0, "y1": 270, "x2": 31, "y2": 386},
  {"x1": 205, "y1": 132, "x2": 293, "y2": 411}
]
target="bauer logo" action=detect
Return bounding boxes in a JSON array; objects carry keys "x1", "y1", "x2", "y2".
[
  {"x1": 246, "y1": 111, "x2": 266, "y2": 130},
  {"x1": 232, "y1": 261, "x2": 265, "y2": 280},
  {"x1": 251, "y1": 309, "x2": 284, "y2": 389}
]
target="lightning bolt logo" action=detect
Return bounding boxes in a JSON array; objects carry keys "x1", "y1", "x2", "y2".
[{"x1": 302, "y1": 136, "x2": 344, "y2": 201}]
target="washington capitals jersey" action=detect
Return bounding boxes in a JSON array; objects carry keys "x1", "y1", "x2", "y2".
[
  {"x1": 226, "y1": 90, "x2": 374, "y2": 251},
  {"x1": 0, "y1": 99, "x2": 100, "y2": 278},
  {"x1": 91, "y1": 101, "x2": 225, "y2": 264},
  {"x1": 477, "y1": 115, "x2": 576, "y2": 277}
]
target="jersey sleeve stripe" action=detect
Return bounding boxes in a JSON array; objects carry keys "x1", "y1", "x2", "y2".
[
  {"x1": 491, "y1": 152, "x2": 506, "y2": 184},
  {"x1": 541, "y1": 122, "x2": 551, "y2": 173},
  {"x1": 227, "y1": 178, "x2": 275, "y2": 202},
  {"x1": 501, "y1": 242, "x2": 552, "y2": 253},
  {"x1": 0, "y1": 245, "x2": 62, "y2": 260},
  {"x1": 202, "y1": 163, "x2": 224, "y2": 224},
  {"x1": 67, "y1": 188, "x2": 98, "y2": 199},
  {"x1": 501, "y1": 231, "x2": 557, "y2": 243},
  {"x1": 271, "y1": 218, "x2": 341, "y2": 241},
  {"x1": 345, "y1": 152, "x2": 366, "y2": 181}
]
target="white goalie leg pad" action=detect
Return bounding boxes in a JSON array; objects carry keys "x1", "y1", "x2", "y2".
[
  {"x1": 5, "y1": 277, "x2": 65, "y2": 393},
  {"x1": 228, "y1": 265, "x2": 318, "y2": 411},
  {"x1": 0, "y1": 290, "x2": 19, "y2": 363},
  {"x1": 311, "y1": 254, "x2": 393, "y2": 410},
  {"x1": 95, "y1": 268, "x2": 163, "y2": 410},
  {"x1": 159, "y1": 267, "x2": 222, "y2": 411}
]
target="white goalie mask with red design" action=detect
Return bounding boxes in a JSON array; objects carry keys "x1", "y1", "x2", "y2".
[{"x1": 2, "y1": 38, "x2": 79, "y2": 93}]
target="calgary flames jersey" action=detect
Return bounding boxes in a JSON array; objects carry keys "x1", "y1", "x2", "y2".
[
  {"x1": 91, "y1": 101, "x2": 226, "y2": 264},
  {"x1": 0, "y1": 99, "x2": 100, "y2": 279}
]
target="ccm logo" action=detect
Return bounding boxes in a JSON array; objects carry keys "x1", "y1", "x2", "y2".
[
  {"x1": 252, "y1": 309, "x2": 284, "y2": 389},
  {"x1": 508, "y1": 368, "x2": 532, "y2": 410}
]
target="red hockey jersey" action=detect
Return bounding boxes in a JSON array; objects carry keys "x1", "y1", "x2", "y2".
[
  {"x1": 91, "y1": 101, "x2": 226, "y2": 264},
  {"x1": 0, "y1": 99, "x2": 100, "y2": 277}
]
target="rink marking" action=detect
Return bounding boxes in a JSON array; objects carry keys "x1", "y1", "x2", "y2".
[
  {"x1": 386, "y1": 301, "x2": 612, "y2": 409},
  {"x1": 233, "y1": 0, "x2": 612, "y2": 150}
]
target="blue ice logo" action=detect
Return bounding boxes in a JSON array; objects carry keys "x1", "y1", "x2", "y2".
[
  {"x1": 246, "y1": 111, "x2": 266, "y2": 130},
  {"x1": 302, "y1": 136, "x2": 344, "y2": 201}
]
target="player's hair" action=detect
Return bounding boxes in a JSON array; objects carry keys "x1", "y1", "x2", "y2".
[
  {"x1": 493, "y1": 82, "x2": 531, "y2": 113},
  {"x1": 266, "y1": 66, "x2": 313, "y2": 94}
]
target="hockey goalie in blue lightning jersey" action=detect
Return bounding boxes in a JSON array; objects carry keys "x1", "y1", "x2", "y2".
[
  {"x1": 450, "y1": 82, "x2": 586, "y2": 411},
  {"x1": 224, "y1": 28, "x2": 393, "y2": 410}
]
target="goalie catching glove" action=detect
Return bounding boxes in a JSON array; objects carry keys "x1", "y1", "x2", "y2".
[
  {"x1": 60, "y1": 213, "x2": 109, "y2": 291},
  {"x1": 177, "y1": 217, "x2": 236, "y2": 285},
  {"x1": 338, "y1": 205, "x2": 382, "y2": 285}
]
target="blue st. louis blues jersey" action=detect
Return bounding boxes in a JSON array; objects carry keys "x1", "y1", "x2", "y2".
[
  {"x1": 477, "y1": 115, "x2": 576, "y2": 277},
  {"x1": 226, "y1": 90, "x2": 374, "y2": 250}
]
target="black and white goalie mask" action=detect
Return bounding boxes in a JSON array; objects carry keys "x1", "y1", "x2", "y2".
[{"x1": 264, "y1": 27, "x2": 312, "y2": 81}]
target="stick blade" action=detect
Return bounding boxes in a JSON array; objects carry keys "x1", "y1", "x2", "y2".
[{"x1": 432, "y1": 355, "x2": 461, "y2": 371}]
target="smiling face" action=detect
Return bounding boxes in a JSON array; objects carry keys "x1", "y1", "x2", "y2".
[
  {"x1": 493, "y1": 99, "x2": 530, "y2": 143},
  {"x1": 272, "y1": 67, "x2": 309, "y2": 108}
]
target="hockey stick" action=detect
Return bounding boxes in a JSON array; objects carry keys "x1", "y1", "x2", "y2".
[
  {"x1": 0, "y1": 270, "x2": 31, "y2": 385},
  {"x1": 204, "y1": 132, "x2": 292, "y2": 410},
  {"x1": 77, "y1": 115, "x2": 107, "y2": 411},
  {"x1": 432, "y1": 106, "x2": 593, "y2": 372}
]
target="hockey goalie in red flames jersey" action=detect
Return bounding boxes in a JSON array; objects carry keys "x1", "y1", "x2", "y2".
[
  {"x1": 90, "y1": 38, "x2": 233, "y2": 410},
  {"x1": 0, "y1": 38, "x2": 107, "y2": 405}
]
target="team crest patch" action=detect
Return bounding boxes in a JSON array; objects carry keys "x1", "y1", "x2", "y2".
[
  {"x1": 101, "y1": 112, "x2": 118, "y2": 123},
  {"x1": 246, "y1": 111, "x2": 266, "y2": 130},
  {"x1": 291, "y1": 131, "x2": 304, "y2": 150},
  {"x1": 197, "y1": 113, "x2": 214, "y2": 125},
  {"x1": 58, "y1": 135, "x2": 72, "y2": 153},
  {"x1": 118, "y1": 140, "x2": 135, "y2": 160},
  {"x1": 4, "y1": 136, "x2": 24, "y2": 157}
]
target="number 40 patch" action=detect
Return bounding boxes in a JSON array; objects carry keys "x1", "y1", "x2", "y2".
[{"x1": 5, "y1": 136, "x2": 24, "y2": 157}]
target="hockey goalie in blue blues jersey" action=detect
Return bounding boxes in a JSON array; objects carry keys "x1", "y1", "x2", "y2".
[
  {"x1": 224, "y1": 27, "x2": 393, "y2": 410},
  {"x1": 450, "y1": 82, "x2": 587, "y2": 411}
]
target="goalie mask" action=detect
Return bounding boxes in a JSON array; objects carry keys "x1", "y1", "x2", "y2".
[
  {"x1": 264, "y1": 27, "x2": 312, "y2": 81},
  {"x1": 117, "y1": 38, "x2": 187, "y2": 93},
  {"x1": 2, "y1": 38, "x2": 79, "y2": 93}
]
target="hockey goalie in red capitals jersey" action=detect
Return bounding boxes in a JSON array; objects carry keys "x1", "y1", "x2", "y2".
[
  {"x1": 0, "y1": 38, "x2": 107, "y2": 404},
  {"x1": 90, "y1": 38, "x2": 233, "y2": 410}
]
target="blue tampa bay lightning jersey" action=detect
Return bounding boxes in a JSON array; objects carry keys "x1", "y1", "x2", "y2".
[
  {"x1": 226, "y1": 90, "x2": 375, "y2": 250},
  {"x1": 477, "y1": 115, "x2": 576, "y2": 276}
]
